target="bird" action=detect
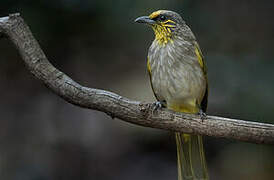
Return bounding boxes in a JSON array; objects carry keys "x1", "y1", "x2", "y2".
[{"x1": 135, "y1": 10, "x2": 209, "y2": 180}]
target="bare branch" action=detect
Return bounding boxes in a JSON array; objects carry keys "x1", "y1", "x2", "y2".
[{"x1": 1, "y1": 14, "x2": 274, "y2": 145}]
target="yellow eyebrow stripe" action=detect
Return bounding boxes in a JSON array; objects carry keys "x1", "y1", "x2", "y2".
[{"x1": 149, "y1": 10, "x2": 163, "y2": 19}]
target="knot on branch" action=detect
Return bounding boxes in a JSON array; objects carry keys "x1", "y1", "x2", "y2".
[{"x1": 138, "y1": 102, "x2": 152, "y2": 118}]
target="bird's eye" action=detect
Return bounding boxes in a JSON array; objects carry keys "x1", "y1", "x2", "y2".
[{"x1": 159, "y1": 15, "x2": 166, "y2": 21}]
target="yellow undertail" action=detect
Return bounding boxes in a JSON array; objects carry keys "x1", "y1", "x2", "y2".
[{"x1": 175, "y1": 133, "x2": 209, "y2": 180}]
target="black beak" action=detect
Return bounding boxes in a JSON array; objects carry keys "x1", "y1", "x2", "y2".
[{"x1": 135, "y1": 16, "x2": 155, "y2": 24}]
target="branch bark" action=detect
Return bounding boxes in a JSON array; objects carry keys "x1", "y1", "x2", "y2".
[{"x1": 0, "y1": 13, "x2": 274, "y2": 145}]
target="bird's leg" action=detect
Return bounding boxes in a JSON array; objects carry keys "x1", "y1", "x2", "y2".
[{"x1": 198, "y1": 108, "x2": 207, "y2": 121}]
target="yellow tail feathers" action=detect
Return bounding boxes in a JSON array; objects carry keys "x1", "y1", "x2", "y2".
[{"x1": 175, "y1": 133, "x2": 209, "y2": 180}]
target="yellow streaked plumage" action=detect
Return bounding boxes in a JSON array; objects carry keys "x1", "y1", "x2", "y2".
[
  {"x1": 147, "y1": 57, "x2": 151, "y2": 74},
  {"x1": 195, "y1": 46, "x2": 204, "y2": 69},
  {"x1": 152, "y1": 25, "x2": 173, "y2": 45}
]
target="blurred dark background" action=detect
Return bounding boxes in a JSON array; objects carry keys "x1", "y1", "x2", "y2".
[{"x1": 1, "y1": 0, "x2": 274, "y2": 179}]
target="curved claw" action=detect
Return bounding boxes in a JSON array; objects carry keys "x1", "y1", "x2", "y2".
[{"x1": 153, "y1": 101, "x2": 162, "y2": 110}]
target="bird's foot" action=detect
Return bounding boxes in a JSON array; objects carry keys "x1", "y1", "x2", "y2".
[
  {"x1": 198, "y1": 109, "x2": 207, "y2": 121},
  {"x1": 152, "y1": 100, "x2": 166, "y2": 113}
]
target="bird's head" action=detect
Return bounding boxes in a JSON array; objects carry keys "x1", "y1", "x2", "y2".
[{"x1": 135, "y1": 10, "x2": 185, "y2": 45}]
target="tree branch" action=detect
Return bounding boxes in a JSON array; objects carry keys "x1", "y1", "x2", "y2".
[{"x1": 1, "y1": 13, "x2": 274, "y2": 145}]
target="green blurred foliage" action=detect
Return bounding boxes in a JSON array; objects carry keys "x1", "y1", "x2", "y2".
[{"x1": 0, "y1": 0, "x2": 274, "y2": 180}]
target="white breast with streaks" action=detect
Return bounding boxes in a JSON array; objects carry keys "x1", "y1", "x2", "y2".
[{"x1": 148, "y1": 38, "x2": 206, "y2": 108}]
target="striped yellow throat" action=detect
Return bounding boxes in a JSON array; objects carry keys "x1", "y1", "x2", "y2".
[{"x1": 135, "y1": 10, "x2": 209, "y2": 180}]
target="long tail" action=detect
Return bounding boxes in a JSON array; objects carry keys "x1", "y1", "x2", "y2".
[{"x1": 175, "y1": 132, "x2": 209, "y2": 180}]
